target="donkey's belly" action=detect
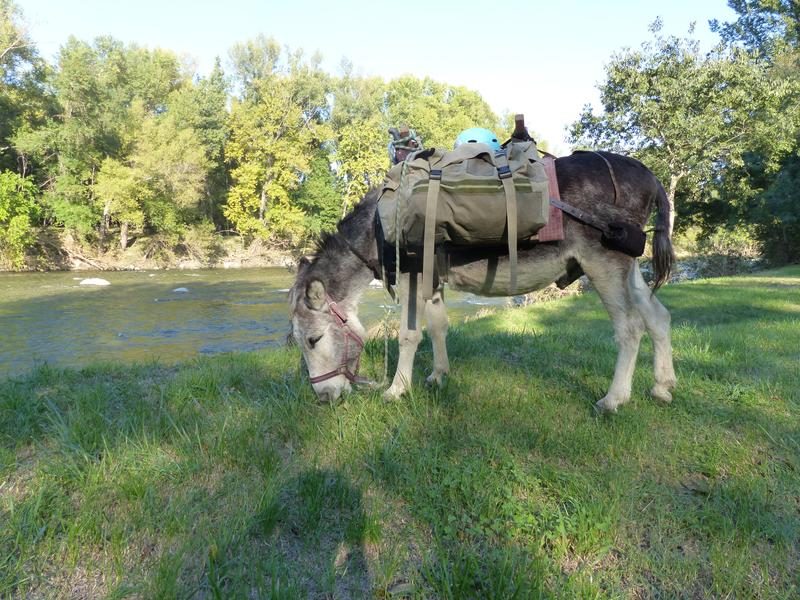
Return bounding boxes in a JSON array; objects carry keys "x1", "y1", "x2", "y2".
[{"x1": 447, "y1": 248, "x2": 570, "y2": 297}]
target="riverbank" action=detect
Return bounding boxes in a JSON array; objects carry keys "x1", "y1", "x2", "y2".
[
  {"x1": 7, "y1": 229, "x2": 297, "y2": 272},
  {"x1": 5, "y1": 228, "x2": 770, "y2": 281},
  {"x1": 2, "y1": 266, "x2": 798, "y2": 597}
]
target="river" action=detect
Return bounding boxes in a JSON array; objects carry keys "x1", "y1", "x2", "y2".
[{"x1": 0, "y1": 268, "x2": 509, "y2": 378}]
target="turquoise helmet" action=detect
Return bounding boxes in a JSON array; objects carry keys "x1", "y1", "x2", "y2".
[{"x1": 454, "y1": 127, "x2": 501, "y2": 152}]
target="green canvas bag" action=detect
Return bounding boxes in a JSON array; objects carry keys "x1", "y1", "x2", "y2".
[{"x1": 376, "y1": 140, "x2": 550, "y2": 298}]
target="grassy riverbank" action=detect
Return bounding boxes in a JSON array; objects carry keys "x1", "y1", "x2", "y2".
[{"x1": 2, "y1": 267, "x2": 799, "y2": 598}]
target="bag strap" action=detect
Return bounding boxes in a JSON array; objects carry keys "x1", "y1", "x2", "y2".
[
  {"x1": 494, "y1": 150, "x2": 518, "y2": 295},
  {"x1": 421, "y1": 168, "x2": 441, "y2": 300}
]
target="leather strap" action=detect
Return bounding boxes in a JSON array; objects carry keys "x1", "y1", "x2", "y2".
[
  {"x1": 549, "y1": 197, "x2": 607, "y2": 231},
  {"x1": 495, "y1": 151, "x2": 518, "y2": 295},
  {"x1": 591, "y1": 151, "x2": 620, "y2": 204},
  {"x1": 422, "y1": 169, "x2": 441, "y2": 300}
]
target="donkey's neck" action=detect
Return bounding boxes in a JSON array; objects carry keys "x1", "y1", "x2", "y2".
[{"x1": 312, "y1": 201, "x2": 379, "y2": 311}]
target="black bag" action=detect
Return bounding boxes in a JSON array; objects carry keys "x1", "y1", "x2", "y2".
[{"x1": 601, "y1": 221, "x2": 646, "y2": 258}]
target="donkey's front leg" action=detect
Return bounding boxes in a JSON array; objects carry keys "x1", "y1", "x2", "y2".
[
  {"x1": 385, "y1": 271, "x2": 425, "y2": 400},
  {"x1": 424, "y1": 288, "x2": 449, "y2": 386}
]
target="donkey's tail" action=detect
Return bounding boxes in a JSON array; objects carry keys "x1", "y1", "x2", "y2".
[{"x1": 651, "y1": 181, "x2": 675, "y2": 291}]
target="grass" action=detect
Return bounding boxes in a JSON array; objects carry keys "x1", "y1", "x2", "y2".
[{"x1": 1, "y1": 266, "x2": 799, "y2": 598}]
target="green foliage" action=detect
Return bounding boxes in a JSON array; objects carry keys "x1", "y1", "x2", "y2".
[
  {"x1": 1, "y1": 0, "x2": 50, "y2": 173},
  {"x1": 0, "y1": 170, "x2": 39, "y2": 266},
  {"x1": 225, "y1": 43, "x2": 331, "y2": 244},
  {"x1": 2, "y1": 22, "x2": 508, "y2": 266},
  {"x1": 706, "y1": 1, "x2": 800, "y2": 262},
  {"x1": 335, "y1": 115, "x2": 388, "y2": 211},
  {"x1": 292, "y1": 152, "x2": 341, "y2": 236},
  {"x1": 570, "y1": 20, "x2": 799, "y2": 243},
  {"x1": 385, "y1": 75, "x2": 500, "y2": 149},
  {"x1": 711, "y1": 0, "x2": 800, "y2": 57}
]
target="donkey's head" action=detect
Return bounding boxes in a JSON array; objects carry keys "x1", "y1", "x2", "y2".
[{"x1": 289, "y1": 257, "x2": 368, "y2": 402}]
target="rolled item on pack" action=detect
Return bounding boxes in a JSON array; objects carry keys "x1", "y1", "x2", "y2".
[{"x1": 376, "y1": 139, "x2": 550, "y2": 298}]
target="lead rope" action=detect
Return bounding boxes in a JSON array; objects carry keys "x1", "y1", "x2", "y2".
[
  {"x1": 381, "y1": 159, "x2": 409, "y2": 386},
  {"x1": 381, "y1": 289, "x2": 392, "y2": 386}
]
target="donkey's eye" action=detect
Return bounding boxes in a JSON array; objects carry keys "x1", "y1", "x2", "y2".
[{"x1": 307, "y1": 335, "x2": 322, "y2": 349}]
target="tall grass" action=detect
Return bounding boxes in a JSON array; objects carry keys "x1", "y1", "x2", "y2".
[{"x1": 2, "y1": 266, "x2": 798, "y2": 598}]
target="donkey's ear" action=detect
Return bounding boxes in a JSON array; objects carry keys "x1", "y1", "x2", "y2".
[
  {"x1": 305, "y1": 279, "x2": 326, "y2": 311},
  {"x1": 293, "y1": 256, "x2": 311, "y2": 275}
]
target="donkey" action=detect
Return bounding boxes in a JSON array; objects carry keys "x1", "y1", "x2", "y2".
[{"x1": 289, "y1": 151, "x2": 676, "y2": 412}]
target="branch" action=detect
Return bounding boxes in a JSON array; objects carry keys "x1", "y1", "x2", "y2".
[{"x1": 0, "y1": 36, "x2": 30, "y2": 61}]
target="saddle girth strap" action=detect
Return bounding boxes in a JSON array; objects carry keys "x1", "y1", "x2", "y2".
[
  {"x1": 421, "y1": 169, "x2": 441, "y2": 300},
  {"x1": 495, "y1": 150, "x2": 518, "y2": 295}
]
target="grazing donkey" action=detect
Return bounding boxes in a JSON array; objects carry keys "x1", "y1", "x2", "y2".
[{"x1": 289, "y1": 151, "x2": 676, "y2": 412}]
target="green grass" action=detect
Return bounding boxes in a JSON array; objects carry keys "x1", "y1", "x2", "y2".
[{"x1": 2, "y1": 266, "x2": 799, "y2": 598}]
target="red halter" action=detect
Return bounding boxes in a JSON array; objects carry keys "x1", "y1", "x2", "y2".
[{"x1": 308, "y1": 295, "x2": 370, "y2": 385}]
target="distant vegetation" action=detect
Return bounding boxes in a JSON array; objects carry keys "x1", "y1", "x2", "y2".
[{"x1": 1, "y1": 0, "x2": 798, "y2": 270}]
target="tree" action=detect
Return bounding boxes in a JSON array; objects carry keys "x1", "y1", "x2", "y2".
[
  {"x1": 292, "y1": 151, "x2": 341, "y2": 236},
  {"x1": 225, "y1": 41, "x2": 331, "y2": 243},
  {"x1": 15, "y1": 38, "x2": 188, "y2": 236},
  {"x1": 385, "y1": 76, "x2": 499, "y2": 149},
  {"x1": 569, "y1": 21, "x2": 797, "y2": 236},
  {"x1": 167, "y1": 58, "x2": 229, "y2": 224},
  {"x1": 94, "y1": 158, "x2": 143, "y2": 249},
  {"x1": 1, "y1": 0, "x2": 49, "y2": 173},
  {"x1": 0, "y1": 170, "x2": 39, "y2": 267},
  {"x1": 711, "y1": 0, "x2": 799, "y2": 58},
  {"x1": 330, "y1": 73, "x2": 388, "y2": 212},
  {"x1": 710, "y1": 1, "x2": 800, "y2": 261},
  {"x1": 93, "y1": 108, "x2": 209, "y2": 249}
]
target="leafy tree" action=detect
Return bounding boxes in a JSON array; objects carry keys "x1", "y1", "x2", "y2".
[
  {"x1": 1, "y1": 0, "x2": 49, "y2": 173},
  {"x1": 329, "y1": 73, "x2": 387, "y2": 211},
  {"x1": 710, "y1": 1, "x2": 800, "y2": 261},
  {"x1": 385, "y1": 76, "x2": 499, "y2": 149},
  {"x1": 569, "y1": 21, "x2": 797, "y2": 236},
  {"x1": 329, "y1": 73, "x2": 501, "y2": 212},
  {"x1": 94, "y1": 158, "x2": 143, "y2": 249},
  {"x1": 711, "y1": 0, "x2": 799, "y2": 57},
  {"x1": 0, "y1": 170, "x2": 39, "y2": 267},
  {"x1": 168, "y1": 58, "x2": 229, "y2": 224},
  {"x1": 94, "y1": 108, "x2": 209, "y2": 249},
  {"x1": 225, "y1": 41, "x2": 331, "y2": 243},
  {"x1": 292, "y1": 151, "x2": 341, "y2": 236},
  {"x1": 15, "y1": 38, "x2": 188, "y2": 236}
]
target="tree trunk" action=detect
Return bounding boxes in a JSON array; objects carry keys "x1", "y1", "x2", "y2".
[
  {"x1": 100, "y1": 202, "x2": 111, "y2": 248},
  {"x1": 120, "y1": 222, "x2": 129, "y2": 250},
  {"x1": 259, "y1": 186, "x2": 267, "y2": 223},
  {"x1": 667, "y1": 173, "x2": 681, "y2": 238}
]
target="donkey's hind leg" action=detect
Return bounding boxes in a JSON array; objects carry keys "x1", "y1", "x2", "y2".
[
  {"x1": 628, "y1": 261, "x2": 676, "y2": 403},
  {"x1": 582, "y1": 256, "x2": 646, "y2": 413},
  {"x1": 424, "y1": 288, "x2": 450, "y2": 386}
]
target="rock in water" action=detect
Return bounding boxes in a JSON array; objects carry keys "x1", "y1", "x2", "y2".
[{"x1": 79, "y1": 278, "x2": 111, "y2": 286}]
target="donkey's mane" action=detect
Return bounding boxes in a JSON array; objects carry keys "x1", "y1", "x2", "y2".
[{"x1": 310, "y1": 188, "x2": 380, "y2": 263}]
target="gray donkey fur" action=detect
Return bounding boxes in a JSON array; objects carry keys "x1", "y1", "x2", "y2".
[{"x1": 289, "y1": 151, "x2": 676, "y2": 412}]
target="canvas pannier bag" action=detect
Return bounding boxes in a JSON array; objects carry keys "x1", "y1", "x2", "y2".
[{"x1": 376, "y1": 140, "x2": 550, "y2": 298}]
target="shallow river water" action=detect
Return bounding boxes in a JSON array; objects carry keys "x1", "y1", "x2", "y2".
[{"x1": 0, "y1": 268, "x2": 508, "y2": 378}]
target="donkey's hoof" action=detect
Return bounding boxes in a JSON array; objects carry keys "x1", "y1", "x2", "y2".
[
  {"x1": 383, "y1": 386, "x2": 404, "y2": 402},
  {"x1": 594, "y1": 396, "x2": 620, "y2": 414},
  {"x1": 650, "y1": 384, "x2": 673, "y2": 404},
  {"x1": 425, "y1": 372, "x2": 448, "y2": 387}
]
